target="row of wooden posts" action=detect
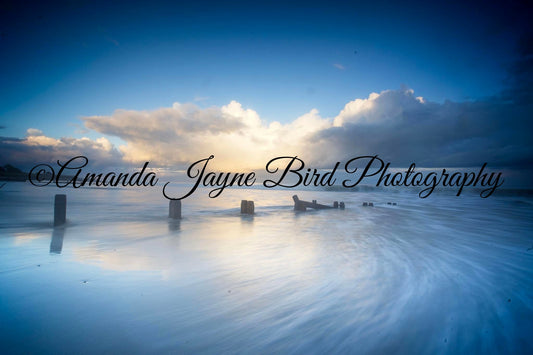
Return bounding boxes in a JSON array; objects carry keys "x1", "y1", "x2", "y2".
[{"x1": 52, "y1": 194, "x2": 346, "y2": 226}]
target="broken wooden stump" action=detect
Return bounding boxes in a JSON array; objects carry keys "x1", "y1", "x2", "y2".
[
  {"x1": 292, "y1": 195, "x2": 344, "y2": 211},
  {"x1": 241, "y1": 200, "x2": 255, "y2": 214},
  {"x1": 54, "y1": 194, "x2": 67, "y2": 226},
  {"x1": 292, "y1": 195, "x2": 307, "y2": 211},
  {"x1": 169, "y1": 200, "x2": 182, "y2": 219}
]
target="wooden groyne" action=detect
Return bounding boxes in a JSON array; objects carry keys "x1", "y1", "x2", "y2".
[
  {"x1": 49, "y1": 193, "x2": 349, "y2": 225},
  {"x1": 292, "y1": 195, "x2": 345, "y2": 211}
]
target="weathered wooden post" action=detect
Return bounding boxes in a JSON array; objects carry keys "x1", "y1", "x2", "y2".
[
  {"x1": 292, "y1": 195, "x2": 306, "y2": 211},
  {"x1": 339, "y1": 202, "x2": 345, "y2": 210},
  {"x1": 333, "y1": 201, "x2": 339, "y2": 208},
  {"x1": 369, "y1": 202, "x2": 374, "y2": 207},
  {"x1": 247, "y1": 201, "x2": 254, "y2": 214},
  {"x1": 54, "y1": 194, "x2": 67, "y2": 226},
  {"x1": 241, "y1": 200, "x2": 255, "y2": 214},
  {"x1": 169, "y1": 200, "x2": 182, "y2": 219}
]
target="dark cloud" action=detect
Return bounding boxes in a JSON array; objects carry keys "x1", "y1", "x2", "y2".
[
  {"x1": 309, "y1": 88, "x2": 533, "y2": 168},
  {"x1": 4, "y1": 81, "x2": 532, "y2": 173},
  {"x1": 502, "y1": 32, "x2": 533, "y2": 105},
  {"x1": 0, "y1": 136, "x2": 22, "y2": 142},
  {"x1": 306, "y1": 35, "x2": 533, "y2": 169},
  {"x1": 0, "y1": 133, "x2": 123, "y2": 170}
]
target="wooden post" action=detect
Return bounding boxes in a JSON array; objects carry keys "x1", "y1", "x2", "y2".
[
  {"x1": 241, "y1": 200, "x2": 255, "y2": 214},
  {"x1": 292, "y1": 195, "x2": 306, "y2": 211},
  {"x1": 54, "y1": 194, "x2": 67, "y2": 226},
  {"x1": 247, "y1": 201, "x2": 254, "y2": 214},
  {"x1": 339, "y1": 202, "x2": 345, "y2": 210},
  {"x1": 169, "y1": 200, "x2": 182, "y2": 219},
  {"x1": 333, "y1": 201, "x2": 339, "y2": 208}
]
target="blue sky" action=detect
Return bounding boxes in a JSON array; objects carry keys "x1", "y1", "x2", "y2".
[
  {"x1": 1, "y1": 1, "x2": 526, "y2": 134},
  {"x1": 0, "y1": 0, "x2": 532, "y2": 177}
]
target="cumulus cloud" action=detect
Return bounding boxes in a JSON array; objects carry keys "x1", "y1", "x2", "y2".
[
  {"x1": 2, "y1": 86, "x2": 532, "y2": 171},
  {"x1": 26, "y1": 128, "x2": 44, "y2": 136},
  {"x1": 0, "y1": 130, "x2": 122, "y2": 168},
  {"x1": 79, "y1": 87, "x2": 532, "y2": 170},
  {"x1": 82, "y1": 100, "x2": 330, "y2": 169},
  {"x1": 313, "y1": 88, "x2": 533, "y2": 167}
]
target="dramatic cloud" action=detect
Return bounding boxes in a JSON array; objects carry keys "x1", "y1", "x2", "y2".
[
  {"x1": 314, "y1": 88, "x2": 533, "y2": 168},
  {"x1": 2, "y1": 84, "x2": 532, "y2": 171},
  {"x1": 82, "y1": 101, "x2": 330, "y2": 169},
  {"x1": 0, "y1": 129, "x2": 122, "y2": 168},
  {"x1": 79, "y1": 87, "x2": 532, "y2": 170}
]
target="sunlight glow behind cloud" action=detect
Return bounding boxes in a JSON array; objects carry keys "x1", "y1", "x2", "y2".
[{"x1": 1, "y1": 86, "x2": 532, "y2": 171}]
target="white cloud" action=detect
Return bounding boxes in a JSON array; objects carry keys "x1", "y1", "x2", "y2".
[
  {"x1": 82, "y1": 100, "x2": 333, "y2": 169},
  {"x1": 333, "y1": 63, "x2": 345, "y2": 70},
  {"x1": 26, "y1": 128, "x2": 44, "y2": 136},
  {"x1": 333, "y1": 89, "x2": 421, "y2": 126},
  {"x1": 2, "y1": 87, "x2": 531, "y2": 170},
  {"x1": 0, "y1": 132, "x2": 121, "y2": 167}
]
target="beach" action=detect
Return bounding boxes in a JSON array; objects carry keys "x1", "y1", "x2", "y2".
[{"x1": 0, "y1": 182, "x2": 532, "y2": 353}]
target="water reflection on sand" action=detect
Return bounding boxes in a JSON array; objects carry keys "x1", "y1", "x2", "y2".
[{"x1": 0, "y1": 184, "x2": 532, "y2": 354}]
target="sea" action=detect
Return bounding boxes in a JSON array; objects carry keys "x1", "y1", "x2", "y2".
[{"x1": 0, "y1": 182, "x2": 532, "y2": 354}]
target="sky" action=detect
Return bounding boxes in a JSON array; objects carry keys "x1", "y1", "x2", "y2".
[{"x1": 0, "y1": 0, "x2": 532, "y2": 182}]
